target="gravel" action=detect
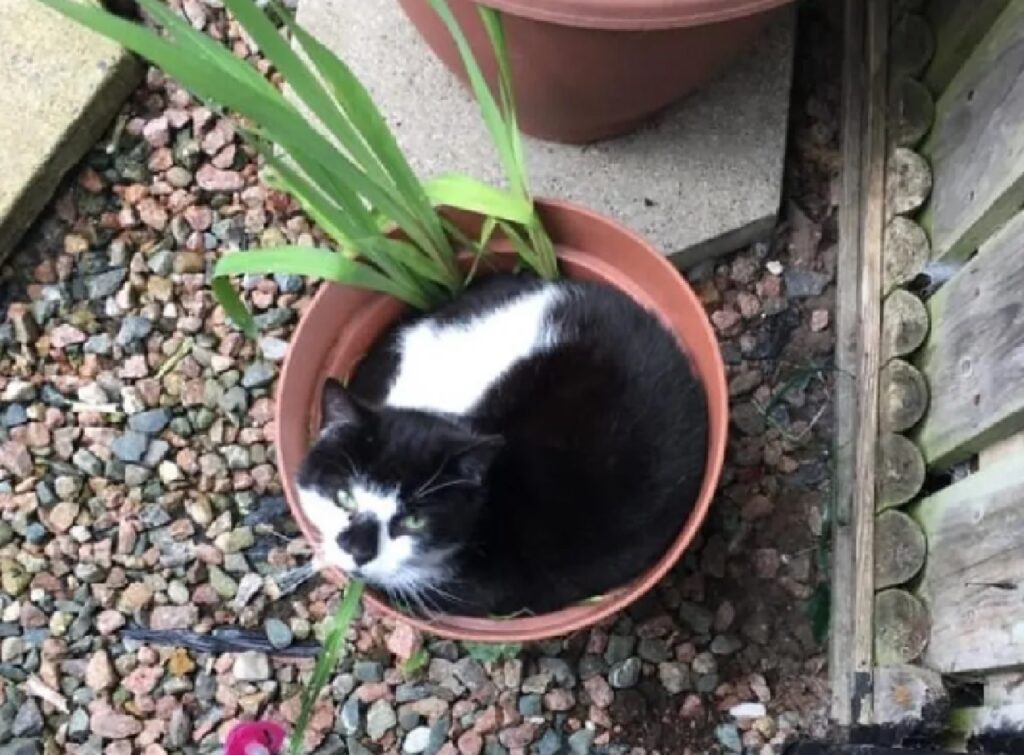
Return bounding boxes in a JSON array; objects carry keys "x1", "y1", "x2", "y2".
[{"x1": 0, "y1": 2, "x2": 835, "y2": 752}]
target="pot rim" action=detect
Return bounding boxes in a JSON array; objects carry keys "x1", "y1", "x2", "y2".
[
  {"x1": 276, "y1": 199, "x2": 728, "y2": 641},
  {"x1": 471, "y1": 0, "x2": 793, "y2": 30}
]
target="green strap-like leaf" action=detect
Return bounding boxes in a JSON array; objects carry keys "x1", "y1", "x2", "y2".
[
  {"x1": 423, "y1": 174, "x2": 532, "y2": 224},
  {"x1": 272, "y1": 2, "x2": 451, "y2": 258},
  {"x1": 288, "y1": 580, "x2": 365, "y2": 755},
  {"x1": 426, "y1": 0, "x2": 523, "y2": 192},
  {"x1": 222, "y1": 0, "x2": 390, "y2": 190},
  {"x1": 213, "y1": 246, "x2": 432, "y2": 312},
  {"x1": 212, "y1": 277, "x2": 258, "y2": 338}
]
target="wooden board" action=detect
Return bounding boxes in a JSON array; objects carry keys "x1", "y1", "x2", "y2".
[
  {"x1": 979, "y1": 431, "x2": 1024, "y2": 468},
  {"x1": 911, "y1": 456, "x2": 1024, "y2": 673},
  {"x1": 920, "y1": 1, "x2": 1024, "y2": 263},
  {"x1": 831, "y1": 0, "x2": 889, "y2": 728},
  {"x1": 831, "y1": 0, "x2": 867, "y2": 725},
  {"x1": 924, "y1": 0, "x2": 1013, "y2": 95},
  {"x1": 915, "y1": 210, "x2": 1024, "y2": 467}
]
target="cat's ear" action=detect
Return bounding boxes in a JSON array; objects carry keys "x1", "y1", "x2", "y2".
[
  {"x1": 320, "y1": 378, "x2": 367, "y2": 429},
  {"x1": 452, "y1": 435, "x2": 504, "y2": 484}
]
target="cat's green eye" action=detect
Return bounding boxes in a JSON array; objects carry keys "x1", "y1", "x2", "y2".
[
  {"x1": 402, "y1": 513, "x2": 427, "y2": 531},
  {"x1": 335, "y1": 491, "x2": 356, "y2": 511}
]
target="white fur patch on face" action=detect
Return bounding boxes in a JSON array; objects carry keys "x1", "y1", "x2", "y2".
[
  {"x1": 297, "y1": 485, "x2": 354, "y2": 572},
  {"x1": 301, "y1": 481, "x2": 442, "y2": 591},
  {"x1": 385, "y1": 286, "x2": 563, "y2": 416}
]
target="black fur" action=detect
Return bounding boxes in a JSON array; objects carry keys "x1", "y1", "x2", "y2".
[{"x1": 298, "y1": 273, "x2": 708, "y2": 616}]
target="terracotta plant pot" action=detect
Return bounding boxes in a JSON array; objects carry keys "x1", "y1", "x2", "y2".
[
  {"x1": 398, "y1": 0, "x2": 793, "y2": 144},
  {"x1": 276, "y1": 200, "x2": 728, "y2": 641}
]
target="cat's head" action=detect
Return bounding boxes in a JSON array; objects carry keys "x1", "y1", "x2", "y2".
[{"x1": 296, "y1": 378, "x2": 502, "y2": 595}]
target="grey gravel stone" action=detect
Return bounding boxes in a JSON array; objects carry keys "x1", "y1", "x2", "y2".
[
  {"x1": 657, "y1": 662, "x2": 691, "y2": 694},
  {"x1": 0, "y1": 740, "x2": 41, "y2": 755},
  {"x1": 535, "y1": 729, "x2": 563, "y2": 755},
  {"x1": 692, "y1": 652, "x2": 718, "y2": 675},
  {"x1": 274, "y1": 273, "x2": 303, "y2": 293},
  {"x1": 426, "y1": 717, "x2": 448, "y2": 755},
  {"x1": 577, "y1": 655, "x2": 607, "y2": 680},
  {"x1": 603, "y1": 635, "x2": 636, "y2": 665},
  {"x1": 218, "y1": 386, "x2": 248, "y2": 414},
  {"x1": 115, "y1": 315, "x2": 153, "y2": 345},
  {"x1": 521, "y1": 672, "x2": 553, "y2": 695},
  {"x1": 710, "y1": 635, "x2": 744, "y2": 656},
  {"x1": 348, "y1": 737, "x2": 375, "y2": 755},
  {"x1": 453, "y1": 658, "x2": 488, "y2": 691},
  {"x1": 144, "y1": 439, "x2": 170, "y2": 467},
  {"x1": 265, "y1": 618, "x2": 293, "y2": 649},
  {"x1": 367, "y1": 699, "x2": 397, "y2": 741},
  {"x1": 637, "y1": 637, "x2": 670, "y2": 664},
  {"x1": 11, "y1": 699, "x2": 42, "y2": 737},
  {"x1": 538, "y1": 657, "x2": 576, "y2": 688},
  {"x1": 715, "y1": 723, "x2": 742, "y2": 753},
  {"x1": 678, "y1": 601, "x2": 715, "y2": 635},
  {"x1": 398, "y1": 708, "x2": 421, "y2": 732},
  {"x1": 111, "y1": 431, "x2": 149, "y2": 463},
  {"x1": 85, "y1": 269, "x2": 127, "y2": 300},
  {"x1": 147, "y1": 250, "x2": 175, "y2": 275},
  {"x1": 401, "y1": 725, "x2": 430, "y2": 753},
  {"x1": 354, "y1": 660, "x2": 384, "y2": 684},
  {"x1": 259, "y1": 336, "x2": 288, "y2": 362},
  {"x1": 67, "y1": 708, "x2": 91, "y2": 742},
  {"x1": 241, "y1": 361, "x2": 275, "y2": 388},
  {"x1": 232, "y1": 651, "x2": 269, "y2": 681},
  {"x1": 696, "y1": 673, "x2": 720, "y2": 694},
  {"x1": 518, "y1": 694, "x2": 542, "y2": 717},
  {"x1": 127, "y1": 409, "x2": 170, "y2": 434},
  {"x1": 568, "y1": 728, "x2": 595, "y2": 755},
  {"x1": 254, "y1": 307, "x2": 294, "y2": 329},
  {"x1": 1, "y1": 405, "x2": 27, "y2": 428},
  {"x1": 783, "y1": 268, "x2": 829, "y2": 297},
  {"x1": 607, "y1": 657, "x2": 641, "y2": 689},
  {"x1": 338, "y1": 696, "x2": 361, "y2": 736},
  {"x1": 72, "y1": 448, "x2": 103, "y2": 476},
  {"x1": 83, "y1": 334, "x2": 113, "y2": 355}
]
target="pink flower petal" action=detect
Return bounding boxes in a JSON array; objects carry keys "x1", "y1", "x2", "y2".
[{"x1": 225, "y1": 720, "x2": 288, "y2": 755}]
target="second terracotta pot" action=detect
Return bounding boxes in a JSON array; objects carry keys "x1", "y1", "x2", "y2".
[
  {"x1": 398, "y1": 0, "x2": 792, "y2": 144},
  {"x1": 276, "y1": 200, "x2": 728, "y2": 642}
]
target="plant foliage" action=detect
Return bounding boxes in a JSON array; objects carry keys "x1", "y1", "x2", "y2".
[{"x1": 38, "y1": 0, "x2": 558, "y2": 336}]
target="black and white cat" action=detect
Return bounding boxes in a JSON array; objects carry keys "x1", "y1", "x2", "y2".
[{"x1": 297, "y1": 273, "x2": 708, "y2": 616}]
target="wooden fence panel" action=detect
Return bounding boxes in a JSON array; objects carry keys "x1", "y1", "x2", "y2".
[
  {"x1": 911, "y1": 457, "x2": 1024, "y2": 673},
  {"x1": 921, "y1": 1, "x2": 1024, "y2": 263},
  {"x1": 915, "y1": 211, "x2": 1024, "y2": 467},
  {"x1": 925, "y1": 0, "x2": 1012, "y2": 95}
]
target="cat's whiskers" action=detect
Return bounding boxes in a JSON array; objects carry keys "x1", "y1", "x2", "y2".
[
  {"x1": 413, "y1": 477, "x2": 476, "y2": 501},
  {"x1": 421, "y1": 581, "x2": 470, "y2": 609},
  {"x1": 412, "y1": 457, "x2": 451, "y2": 500}
]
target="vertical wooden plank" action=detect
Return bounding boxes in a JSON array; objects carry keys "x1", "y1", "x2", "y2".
[
  {"x1": 831, "y1": 0, "x2": 867, "y2": 727},
  {"x1": 853, "y1": 0, "x2": 891, "y2": 725},
  {"x1": 925, "y1": 0, "x2": 1012, "y2": 95},
  {"x1": 832, "y1": 0, "x2": 890, "y2": 727},
  {"x1": 920, "y1": 1, "x2": 1024, "y2": 263}
]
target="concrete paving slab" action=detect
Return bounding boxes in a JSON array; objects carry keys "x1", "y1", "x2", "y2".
[
  {"x1": 0, "y1": 0, "x2": 141, "y2": 263},
  {"x1": 296, "y1": 0, "x2": 794, "y2": 267}
]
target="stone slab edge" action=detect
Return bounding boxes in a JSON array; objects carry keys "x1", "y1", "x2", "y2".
[{"x1": 0, "y1": 0, "x2": 143, "y2": 265}]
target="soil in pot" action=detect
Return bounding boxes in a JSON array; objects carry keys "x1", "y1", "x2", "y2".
[{"x1": 276, "y1": 200, "x2": 729, "y2": 641}]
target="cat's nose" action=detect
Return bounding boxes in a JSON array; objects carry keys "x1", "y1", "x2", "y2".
[{"x1": 337, "y1": 518, "x2": 378, "y2": 566}]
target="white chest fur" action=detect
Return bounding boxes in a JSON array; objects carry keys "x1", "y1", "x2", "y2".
[{"x1": 384, "y1": 286, "x2": 564, "y2": 416}]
